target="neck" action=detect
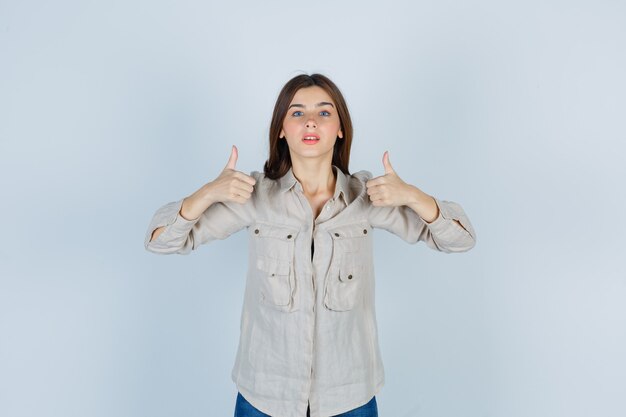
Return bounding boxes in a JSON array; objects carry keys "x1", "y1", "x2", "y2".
[{"x1": 291, "y1": 158, "x2": 336, "y2": 197}]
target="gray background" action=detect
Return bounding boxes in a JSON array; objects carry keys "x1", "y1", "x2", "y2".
[{"x1": 1, "y1": 1, "x2": 625, "y2": 416}]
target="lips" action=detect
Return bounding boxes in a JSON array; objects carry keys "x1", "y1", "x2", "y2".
[{"x1": 302, "y1": 133, "x2": 320, "y2": 140}]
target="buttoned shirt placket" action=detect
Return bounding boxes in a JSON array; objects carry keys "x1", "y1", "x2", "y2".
[{"x1": 288, "y1": 169, "x2": 348, "y2": 416}]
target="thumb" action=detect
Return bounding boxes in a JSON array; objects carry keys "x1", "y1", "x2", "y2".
[
  {"x1": 382, "y1": 151, "x2": 395, "y2": 174},
  {"x1": 225, "y1": 145, "x2": 238, "y2": 170}
]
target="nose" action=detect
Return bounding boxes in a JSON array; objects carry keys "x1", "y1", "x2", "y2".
[{"x1": 305, "y1": 116, "x2": 317, "y2": 129}]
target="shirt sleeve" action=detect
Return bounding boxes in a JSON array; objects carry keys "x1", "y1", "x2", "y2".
[
  {"x1": 362, "y1": 172, "x2": 477, "y2": 253},
  {"x1": 144, "y1": 175, "x2": 257, "y2": 255}
]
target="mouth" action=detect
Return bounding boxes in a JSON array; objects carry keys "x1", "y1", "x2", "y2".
[{"x1": 302, "y1": 133, "x2": 320, "y2": 144}]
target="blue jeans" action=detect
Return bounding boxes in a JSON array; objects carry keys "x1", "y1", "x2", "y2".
[{"x1": 234, "y1": 392, "x2": 378, "y2": 417}]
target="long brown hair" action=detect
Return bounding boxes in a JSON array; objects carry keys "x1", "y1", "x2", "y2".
[{"x1": 263, "y1": 73, "x2": 353, "y2": 179}]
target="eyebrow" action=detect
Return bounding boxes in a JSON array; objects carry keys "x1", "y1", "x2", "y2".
[{"x1": 288, "y1": 102, "x2": 335, "y2": 109}]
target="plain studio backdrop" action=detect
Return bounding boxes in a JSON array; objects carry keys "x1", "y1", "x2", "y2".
[{"x1": 1, "y1": 1, "x2": 625, "y2": 416}]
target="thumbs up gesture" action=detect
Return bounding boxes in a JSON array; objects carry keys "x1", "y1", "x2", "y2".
[
  {"x1": 179, "y1": 145, "x2": 257, "y2": 220},
  {"x1": 208, "y1": 145, "x2": 257, "y2": 205},
  {"x1": 365, "y1": 151, "x2": 419, "y2": 207}
]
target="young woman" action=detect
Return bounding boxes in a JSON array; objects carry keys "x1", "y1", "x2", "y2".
[{"x1": 145, "y1": 73, "x2": 476, "y2": 417}]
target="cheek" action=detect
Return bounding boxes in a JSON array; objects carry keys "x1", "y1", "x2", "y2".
[
  {"x1": 282, "y1": 119, "x2": 299, "y2": 133},
  {"x1": 322, "y1": 119, "x2": 341, "y2": 132}
]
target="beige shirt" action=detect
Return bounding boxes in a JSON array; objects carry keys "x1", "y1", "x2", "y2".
[{"x1": 144, "y1": 165, "x2": 476, "y2": 417}]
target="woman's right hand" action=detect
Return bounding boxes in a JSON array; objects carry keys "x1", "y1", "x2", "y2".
[
  {"x1": 180, "y1": 145, "x2": 256, "y2": 221},
  {"x1": 150, "y1": 145, "x2": 256, "y2": 242}
]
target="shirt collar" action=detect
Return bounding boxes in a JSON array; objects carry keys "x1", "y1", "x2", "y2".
[{"x1": 279, "y1": 165, "x2": 349, "y2": 205}]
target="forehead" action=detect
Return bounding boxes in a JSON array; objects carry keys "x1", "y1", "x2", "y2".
[{"x1": 289, "y1": 86, "x2": 334, "y2": 105}]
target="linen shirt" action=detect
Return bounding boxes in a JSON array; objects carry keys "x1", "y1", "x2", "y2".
[{"x1": 144, "y1": 165, "x2": 476, "y2": 417}]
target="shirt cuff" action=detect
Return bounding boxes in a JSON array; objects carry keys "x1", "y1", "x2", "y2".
[
  {"x1": 168, "y1": 201, "x2": 200, "y2": 232},
  {"x1": 144, "y1": 198, "x2": 200, "y2": 249},
  {"x1": 422, "y1": 198, "x2": 467, "y2": 234}
]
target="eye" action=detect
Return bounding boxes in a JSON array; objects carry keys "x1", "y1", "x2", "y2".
[{"x1": 320, "y1": 110, "x2": 331, "y2": 116}]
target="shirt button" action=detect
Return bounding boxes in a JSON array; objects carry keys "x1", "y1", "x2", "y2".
[
  {"x1": 287, "y1": 234, "x2": 292, "y2": 239},
  {"x1": 254, "y1": 229, "x2": 259, "y2": 234}
]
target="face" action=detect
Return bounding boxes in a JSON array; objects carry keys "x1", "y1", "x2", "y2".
[{"x1": 279, "y1": 86, "x2": 343, "y2": 163}]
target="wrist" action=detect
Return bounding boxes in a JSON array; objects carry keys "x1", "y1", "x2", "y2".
[
  {"x1": 407, "y1": 185, "x2": 428, "y2": 206},
  {"x1": 180, "y1": 192, "x2": 213, "y2": 221},
  {"x1": 406, "y1": 186, "x2": 439, "y2": 223},
  {"x1": 179, "y1": 197, "x2": 200, "y2": 221}
]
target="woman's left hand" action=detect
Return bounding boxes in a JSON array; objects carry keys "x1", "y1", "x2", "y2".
[
  {"x1": 366, "y1": 151, "x2": 440, "y2": 223},
  {"x1": 365, "y1": 151, "x2": 420, "y2": 207}
]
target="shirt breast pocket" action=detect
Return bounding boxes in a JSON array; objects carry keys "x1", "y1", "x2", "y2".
[
  {"x1": 251, "y1": 222, "x2": 300, "y2": 312},
  {"x1": 324, "y1": 221, "x2": 372, "y2": 311},
  {"x1": 256, "y1": 255, "x2": 295, "y2": 311},
  {"x1": 328, "y1": 221, "x2": 371, "y2": 253},
  {"x1": 324, "y1": 252, "x2": 367, "y2": 311}
]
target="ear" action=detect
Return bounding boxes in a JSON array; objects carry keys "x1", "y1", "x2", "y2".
[
  {"x1": 338, "y1": 130, "x2": 343, "y2": 139},
  {"x1": 279, "y1": 129, "x2": 285, "y2": 139}
]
